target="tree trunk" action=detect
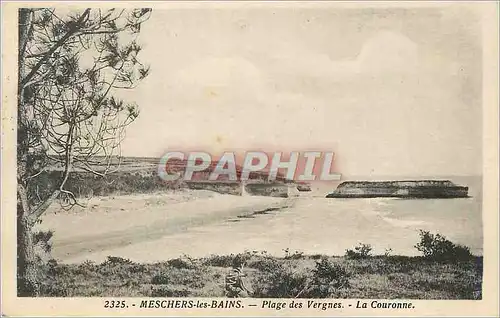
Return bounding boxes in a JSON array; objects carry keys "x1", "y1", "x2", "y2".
[
  {"x1": 17, "y1": 8, "x2": 39, "y2": 297},
  {"x1": 17, "y1": 202, "x2": 39, "y2": 296}
]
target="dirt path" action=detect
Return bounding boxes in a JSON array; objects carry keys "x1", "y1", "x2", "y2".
[{"x1": 38, "y1": 191, "x2": 294, "y2": 262}]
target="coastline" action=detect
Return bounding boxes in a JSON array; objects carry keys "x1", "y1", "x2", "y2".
[{"x1": 37, "y1": 190, "x2": 291, "y2": 262}]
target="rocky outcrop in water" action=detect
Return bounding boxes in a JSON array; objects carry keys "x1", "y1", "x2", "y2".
[
  {"x1": 245, "y1": 183, "x2": 289, "y2": 198},
  {"x1": 296, "y1": 182, "x2": 312, "y2": 192},
  {"x1": 326, "y1": 180, "x2": 469, "y2": 198}
]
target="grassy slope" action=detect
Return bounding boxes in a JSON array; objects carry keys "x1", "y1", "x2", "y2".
[{"x1": 39, "y1": 254, "x2": 483, "y2": 299}]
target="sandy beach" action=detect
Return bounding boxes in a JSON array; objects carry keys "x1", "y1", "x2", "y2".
[
  {"x1": 37, "y1": 190, "x2": 290, "y2": 262},
  {"x1": 36, "y1": 181, "x2": 482, "y2": 264}
]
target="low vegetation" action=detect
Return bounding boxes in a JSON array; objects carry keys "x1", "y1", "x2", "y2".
[
  {"x1": 345, "y1": 243, "x2": 373, "y2": 259},
  {"x1": 30, "y1": 170, "x2": 182, "y2": 199},
  {"x1": 38, "y1": 232, "x2": 483, "y2": 299},
  {"x1": 30, "y1": 169, "x2": 292, "y2": 200},
  {"x1": 414, "y1": 230, "x2": 473, "y2": 261}
]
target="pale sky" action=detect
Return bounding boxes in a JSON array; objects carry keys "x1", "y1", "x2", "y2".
[{"x1": 117, "y1": 5, "x2": 482, "y2": 177}]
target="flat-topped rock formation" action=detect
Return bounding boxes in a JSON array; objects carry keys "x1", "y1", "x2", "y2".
[
  {"x1": 296, "y1": 182, "x2": 312, "y2": 192},
  {"x1": 326, "y1": 180, "x2": 469, "y2": 198}
]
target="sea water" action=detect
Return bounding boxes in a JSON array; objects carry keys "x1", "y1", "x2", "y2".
[
  {"x1": 60, "y1": 176, "x2": 482, "y2": 263},
  {"x1": 148, "y1": 176, "x2": 483, "y2": 259}
]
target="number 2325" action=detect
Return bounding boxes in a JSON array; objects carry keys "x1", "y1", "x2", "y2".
[{"x1": 104, "y1": 300, "x2": 127, "y2": 308}]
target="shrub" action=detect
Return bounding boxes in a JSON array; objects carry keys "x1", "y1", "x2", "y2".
[
  {"x1": 251, "y1": 259, "x2": 308, "y2": 298},
  {"x1": 42, "y1": 259, "x2": 60, "y2": 277},
  {"x1": 414, "y1": 230, "x2": 473, "y2": 261},
  {"x1": 253, "y1": 257, "x2": 351, "y2": 298},
  {"x1": 73, "y1": 260, "x2": 98, "y2": 276},
  {"x1": 33, "y1": 230, "x2": 54, "y2": 249},
  {"x1": 345, "y1": 243, "x2": 373, "y2": 259},
  {"x1": 167, "y1": 257, "x2": 196, "y2": 269},
  {"x1": 96, "y1": 256, "x2": 136, "y2": 278},
  {"x1": 151, "y1": 273, "x2": 169, "y2": 285},
  {"x1": 80, "y1": 260, "x2": 96, "y2": 268},
  {"x1": 303, "y1": 257, "x2": 350, "y2": 298},
  {"x1": 203, "y1": 252, "x2": 253, "y2": 268},
  {"x1": 102, "y1": 256, "x2": 134, "y2": 266}
]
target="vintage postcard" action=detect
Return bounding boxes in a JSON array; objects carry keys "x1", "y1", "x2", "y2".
[{"x1": 1, "y1": 1, "x2": 499, "y2": 317}]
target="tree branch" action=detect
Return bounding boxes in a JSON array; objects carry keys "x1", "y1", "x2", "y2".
[
  {"x1": 20, "y1": 9, "x2": 91, "y2": 90},
  {"x1": 28, "y1": 190, "x2": 60, "y2": 226}
]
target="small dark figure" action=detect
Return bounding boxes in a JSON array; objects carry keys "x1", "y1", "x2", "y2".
[{"x1": 224, "y1": 256, "x2": 252, "y2": 298}]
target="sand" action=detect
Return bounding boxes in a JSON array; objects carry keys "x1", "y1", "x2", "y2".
[
  {"x1": 37, "y1": 184, "x2": 481, "y2": 263},
  {"x1": 37, "y1": 190, "x2": 288, "y2": 263}
]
